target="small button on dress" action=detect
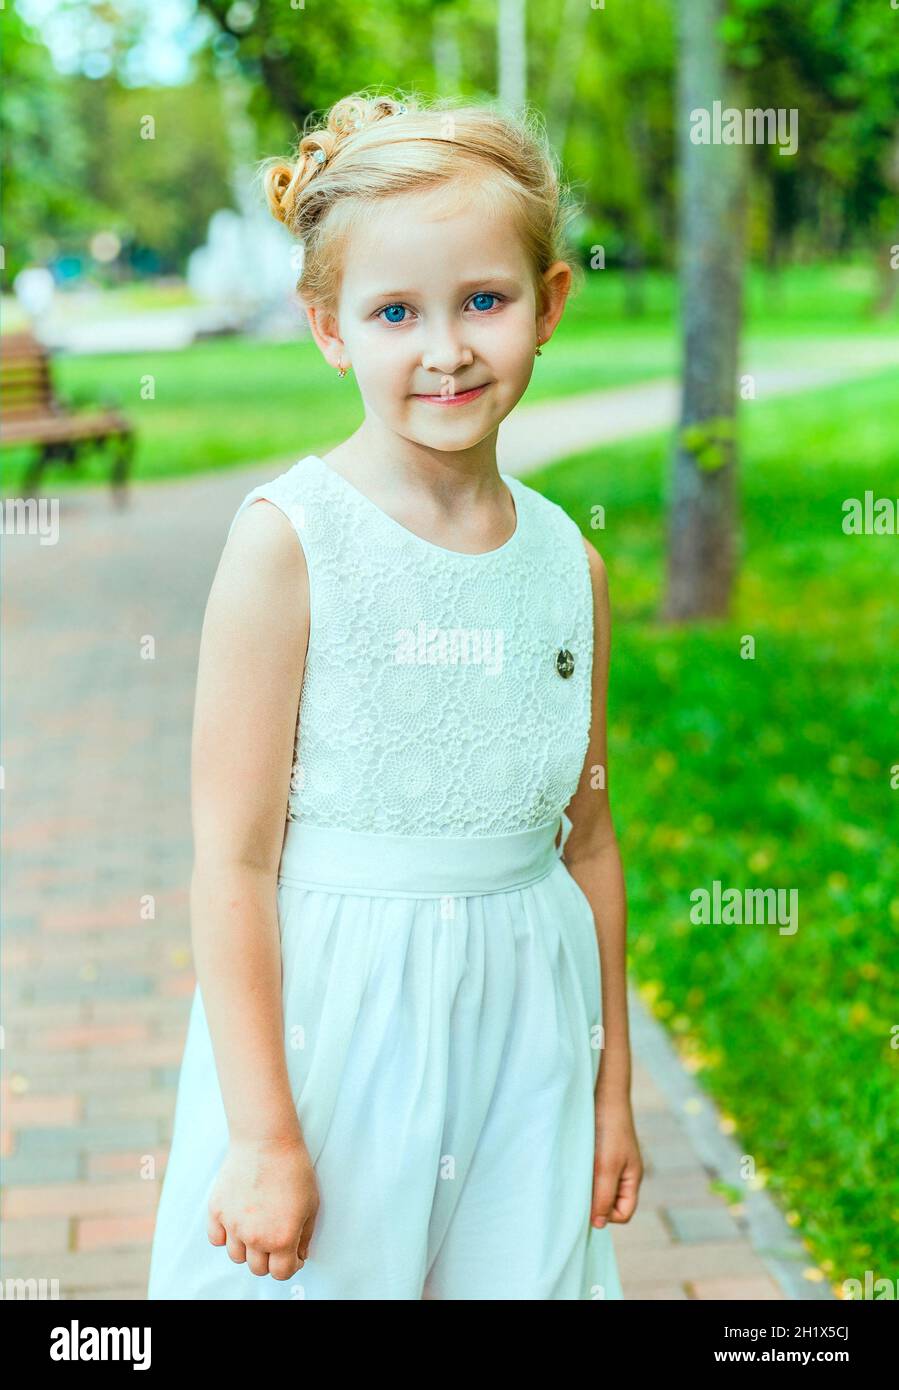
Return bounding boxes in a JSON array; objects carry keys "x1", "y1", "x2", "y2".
[
  {"x1": 556, "y1": 647, "x2": 575, "y2": 678},
  {"x1": 146, "y1": 453, "x2": 624, "y2": 1302}
]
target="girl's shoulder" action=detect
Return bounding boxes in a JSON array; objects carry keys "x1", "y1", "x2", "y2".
[
  {"x1": 226, "y1": 455, "x2": 322, "y2": 546},
  {"x1": 505, "y1": 472, "x2": 589, "y2": 560},
  {"x1": 505, "y1": 472, "x2": 580, "y2": 530}
]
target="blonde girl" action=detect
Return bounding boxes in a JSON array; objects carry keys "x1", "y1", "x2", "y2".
[{"x1": 148, "y1": 88, "x2": 642, "y2": 1301}]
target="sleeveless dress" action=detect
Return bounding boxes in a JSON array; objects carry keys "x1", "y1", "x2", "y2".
[{"x1": 147, "y1": 453, "x2": 624, "y2": 1301}]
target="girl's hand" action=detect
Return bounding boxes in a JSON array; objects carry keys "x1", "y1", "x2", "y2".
[
  {"x1": 590, "y1": 1097, "x2": 643, "y2": 1229},
  {"x1": 207, "y1": 1134, "x2": 320, "y2": 1280}
]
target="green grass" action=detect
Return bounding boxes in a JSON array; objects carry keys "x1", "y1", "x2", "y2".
[
  {"x1": 3, "y1": 262, "x2": 896, "y2": 492},
  {"x1": 529, "y1": 368, "x2": 899, "y2": 1295}
]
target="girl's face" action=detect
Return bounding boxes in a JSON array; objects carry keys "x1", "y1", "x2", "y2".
[{"x1": 309, "y1": 188, "x2": 570, "y2": 454}]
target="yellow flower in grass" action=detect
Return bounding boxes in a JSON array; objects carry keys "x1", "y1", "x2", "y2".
[
  {"x1": 748, "y1": 849, "x2": 771, "y2": 872},
  {"x1": 827, "y1": 871, "x2": 849, "y2": 892},
  {"x1": 849, "y1": 1002, "x2": 870, "y2": 1027},
  {"x1": 650, "y1": 823, "x2": 691, "y2": 850},
  {"x1": 653, "y1": 749, "x2": 677, "y2": 777},
  {"x1": 689, "y1": 1044, "x2": 721, "y2": 1074}
]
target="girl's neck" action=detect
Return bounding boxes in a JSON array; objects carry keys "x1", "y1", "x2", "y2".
[
  {"x1": 319, "y1": 422, "x2": 517, "y2": 554},
  {"x1": 324, "y1": 420, "x2": 506, "y2": 509}
]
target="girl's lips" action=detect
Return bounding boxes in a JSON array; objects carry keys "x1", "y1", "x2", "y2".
[{"x1": 412, "y1": 383, "x2": 488, "y2": 405}]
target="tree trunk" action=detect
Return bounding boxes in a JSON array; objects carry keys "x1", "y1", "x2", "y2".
[
  {"x1": 497, "y1": 0, "x2": 527, "y2": 112},
  {"x1": 869, "y1": 128, "x2": 899, "y2": 316},
  {"x1": 663, "y1": 0, "x2": 747, "y2": 622},
  {"x1": 432, "y1": 0, "x2": 462, "y2": 95}
]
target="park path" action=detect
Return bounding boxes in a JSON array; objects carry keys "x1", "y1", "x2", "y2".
[
  {"x1": 3, "y1": 357, "x2": 876, "y2": 1300},
  {"x1": 498, "y1": 340, "x2": 899, "y2": 474}
]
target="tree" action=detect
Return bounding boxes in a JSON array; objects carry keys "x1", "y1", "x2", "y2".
[
  {"x1": 664, "y1": 0, "x2": 747, "y2": 622},
  {"x1": 0, "y1": 6, "x2": 100, "y2": 280}
]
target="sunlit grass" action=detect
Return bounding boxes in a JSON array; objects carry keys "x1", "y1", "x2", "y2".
[{"x1": 530, "y1": 367, "x2": 899, "y2": 1289}]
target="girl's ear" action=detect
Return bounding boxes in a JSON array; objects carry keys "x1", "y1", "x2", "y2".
[
  {"x1": 305, "y1": 302, "x2": 346, "y2": 373},
  {"x1": 537, "y1": 261, "x2": 572, "y2": 345}
]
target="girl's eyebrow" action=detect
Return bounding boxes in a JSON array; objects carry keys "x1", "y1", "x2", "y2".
[{"x1": 363, "y1": 274, "x2": 521, "y2": 302}]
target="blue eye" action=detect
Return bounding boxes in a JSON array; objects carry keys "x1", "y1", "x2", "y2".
[{"x1": 376, "y1": 293, "x2": 502, "y2": 324}]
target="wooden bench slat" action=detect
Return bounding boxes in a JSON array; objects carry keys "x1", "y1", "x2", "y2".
[
  {"x1": 0, "y1": 332, "x2": 133, "y2": 499},
  {"x1": 1, "y1": 412, "x2": 128, "y2": 445}
]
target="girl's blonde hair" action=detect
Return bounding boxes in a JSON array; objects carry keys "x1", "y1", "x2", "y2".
[{"x1": 256, "y1": 87, "x2": 584, "y2": 317}]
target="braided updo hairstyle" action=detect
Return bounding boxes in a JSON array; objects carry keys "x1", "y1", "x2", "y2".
[{"x1": 256, "y1": 88, "x2": 583, "y2": 317}]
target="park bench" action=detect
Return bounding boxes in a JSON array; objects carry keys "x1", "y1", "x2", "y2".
[{"x1": 0, "y1": 331, "x2": 135, "y2": 506}]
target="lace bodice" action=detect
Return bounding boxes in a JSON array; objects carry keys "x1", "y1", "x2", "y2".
[{"x1": 227, "y1": 454, "x2": 594, "y2": 836}]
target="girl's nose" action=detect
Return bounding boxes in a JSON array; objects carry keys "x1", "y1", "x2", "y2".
[{"x1": 421, "y1": 336, "x2": 474, "y2": 378}]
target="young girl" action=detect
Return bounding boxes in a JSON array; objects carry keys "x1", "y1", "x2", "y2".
[{"x1": 147, "y1": 89, "x2": 642, "y2": 1301}]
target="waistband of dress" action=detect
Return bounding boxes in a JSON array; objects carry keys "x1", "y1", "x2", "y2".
[{"x1": 277, "y1": 813, "x2": 573, "y2": 898}]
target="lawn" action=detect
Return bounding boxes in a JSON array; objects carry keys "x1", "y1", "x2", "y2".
[
  {"x1": 528, "y1": 367, "x2": 899, "y2": 1295},
  {"x1": 2, "y1": 262, "x2": 896, "y2": 491}
]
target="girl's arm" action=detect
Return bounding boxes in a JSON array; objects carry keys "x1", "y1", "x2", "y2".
[
  {"x1": 563, "y1": 539, "x2": 631, "y2": 1107},
  {"x1": 564, "y1": 538, "x2": 642, "y2": 1228},
  {"x1": 189, "y1": 497, "x2": 309, "y2": 1147}
]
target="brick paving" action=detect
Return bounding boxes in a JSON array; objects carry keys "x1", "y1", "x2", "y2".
[{"x1": 2, "y1": 443, "x2": 834, "y2": 1301}]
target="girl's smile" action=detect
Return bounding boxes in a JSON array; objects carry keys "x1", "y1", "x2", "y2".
[{"x1": 411, "y1": 382, "x2": 490, "y2": 405}]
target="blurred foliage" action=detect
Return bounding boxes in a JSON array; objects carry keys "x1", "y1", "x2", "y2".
[
  {"x1": 195, "y1": 0, "x2": 899, "y2": 270},
  {"x1": 724, "y1": 0, "x2": 899, "y2": 260},
  {"x1": 1, "y1": 5, "x2": 235, "y2": 278},
  {"x1": 66, "y1": 50, "x2": 237, "y2": 275},
  {"x1": 0, "y1": 5, "x2": 106, "y2": 271},
  {"x1": 3, "y1": 1, "x2": 898, "y2": 280}
]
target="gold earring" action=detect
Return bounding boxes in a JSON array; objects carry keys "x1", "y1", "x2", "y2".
[
  {"x1": 535, "y1": 343, "x2": 543, "y2": 357},
  {"x1": 337, "y1": 361, "x2": 348, "y2": 378}
]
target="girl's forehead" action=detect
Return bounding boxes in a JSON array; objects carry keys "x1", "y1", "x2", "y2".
[
  {"x1": 341, "y1": 196, "x2": 529, "y2": 284},
  {"x1": 364, "y1": 175, "x2": 522, "y2": 237}
]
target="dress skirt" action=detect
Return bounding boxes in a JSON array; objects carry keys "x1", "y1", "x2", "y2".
[{"x1": 147, "y1": 816, "x2": 624, "y2": 1301}]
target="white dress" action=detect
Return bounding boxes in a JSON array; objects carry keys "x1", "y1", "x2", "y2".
[{"x1": 147, "y1": 453, "x2": 624, "y2": 1301}]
